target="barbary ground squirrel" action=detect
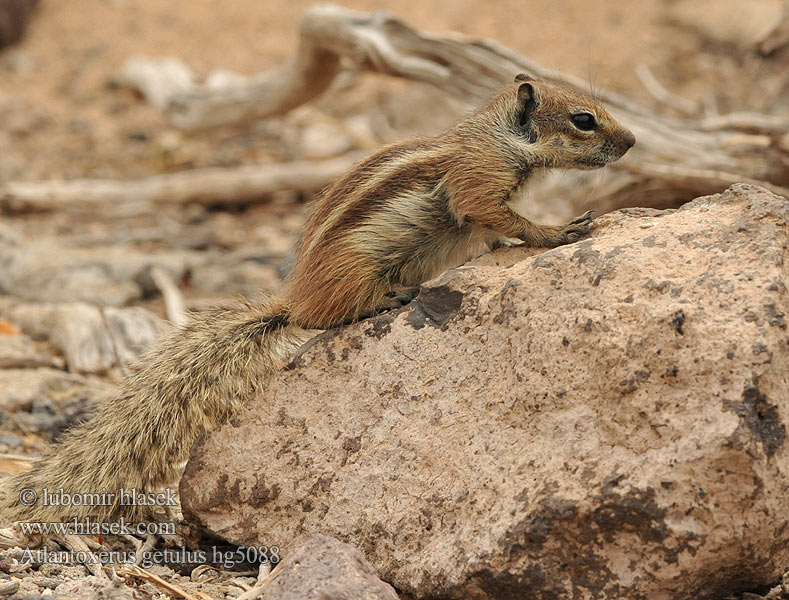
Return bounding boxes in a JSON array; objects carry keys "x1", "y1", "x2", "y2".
[{"x1": 1, "y1": 74, "x2": 635, "y2": 523}]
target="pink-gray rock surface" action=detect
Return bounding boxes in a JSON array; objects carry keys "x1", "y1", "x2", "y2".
[
  {"x1": 181, "y1": 184, "x2": 789, "y2": 600},
  {"x1": 257, "y1": 535, "x2": 399, "y2": 600}
]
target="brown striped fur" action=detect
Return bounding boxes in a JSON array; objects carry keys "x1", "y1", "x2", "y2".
[{"x1": 1, "y1": 75, "x2": 634, "y2": 523}]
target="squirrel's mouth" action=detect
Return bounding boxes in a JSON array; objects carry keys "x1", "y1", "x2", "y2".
[{"x1": 578, "y1": 158, "x2": 607, "y2": 169}]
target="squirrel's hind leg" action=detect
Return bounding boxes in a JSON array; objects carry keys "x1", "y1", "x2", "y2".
[{"x1": 337, "y1": 286, "x2": 420, "y2": 326}]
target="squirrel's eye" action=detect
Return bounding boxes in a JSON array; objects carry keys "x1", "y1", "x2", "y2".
[{"x1": 571, "y1": 113, "x2": 597, "y2": 131}]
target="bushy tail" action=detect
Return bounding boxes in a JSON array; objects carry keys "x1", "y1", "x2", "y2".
[{"x1": 1, "y1": 297, "x2": 300, "y2": 523}]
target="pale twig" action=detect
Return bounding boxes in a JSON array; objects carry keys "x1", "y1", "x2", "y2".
[
  {"x1": 236, "y1": 561, "x2": 280, "y2": 600},
  {"x1": 0, "y1": 154, "x2": 363, "y2": 214},
  {"x1": 0, "y1": 524, "x2": 43, "y2": 550},
  {"x1": 614, "y1": 161, "x2": 789, "y2": 198},
  {"x1": 635, "y1": 63, "x2": 699, "y2": 116},
  {"x1": 115, "y1": 564, "x2": 214, "y2": 600},
  {"x1": 57, "y1": 534, "x2": 106, "y2": 579},
  {"x1": 150, "y1": 267, "x2": 187, "y2": 326},
  {"x1": 697, "y1": 112, "x2": 789, "y2": 134}
]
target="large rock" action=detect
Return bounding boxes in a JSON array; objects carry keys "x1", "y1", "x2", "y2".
[{"x1": 181, "y1": 184, "x2": 789, "y2": 600}]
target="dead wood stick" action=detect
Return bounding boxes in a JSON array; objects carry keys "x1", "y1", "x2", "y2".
[
  {"x1": 614, "y1": 162, "x2": 789, "y2": 198},
  {"x1": 0, "y1": 524, "x2": 44, "y2": 551},
  {"x1": 0, "y1": 154, "x2": 363, "y2": 214},
  {"x1": 697, "y1": 112, "x2": 789, "y2": 134},
  {"x1": 58, "y1": 534, "x2": 106, "y2": 579},
  {"x1": 150, "y1": 267, "x2": 187, "y2": 326},
  {"x1": 236, "y1": 562, "x2": 279, "y2": 600},
  {"x1": 163, "y1": 3, "x2": 655, "y2": 130},
  {"x1": 635, "y1": 63, "x2": 699, "y2": 115},
  {"x1": 115, "y1": 565, "x2": 213, "y2": 600},
  {"x1": 155, "y1": 3, "x2": 787, "y2": 200}
]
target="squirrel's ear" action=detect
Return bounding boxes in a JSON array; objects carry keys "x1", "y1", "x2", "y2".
[
  {"x1": 517, "y1": 81, "x2": 536, "y2": 104},
  {"x1": 517, "y1": 81, "x2": 538, "y2": 128},
  {"x1": 514, "y1": 73, "x2": 533, "y2": 83},
  {"x1": 516, "y1": 81, "x2": 539, "y2": 135}
]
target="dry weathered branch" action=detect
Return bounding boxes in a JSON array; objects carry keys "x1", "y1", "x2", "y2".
[
  {"x1": 635, "y1": 63, "x2": 699, "y2": 115},
  {"x1": 150, "y1": 267, "x2": 187, "y2": 326},
  {"x1": 614, "y1": 162, "x2": 789, "y2": 199},
  {"x1": 236, "y1": 562, "x2": 278, "y2": 600},
  {"x1": 0, "y1": 154, "x2": 362, "y2": 214},
  {"x1": 158, "y1": 4, "x2": 656, "y2": 130},
  {"x1": 143, "y1": 3, "x2": 786, "y2": 210},
  {"x1": 697, "y1": 112, "x2": 789, "y2": 135},
  {"x1": 0, "y1": 523, "x2": 43, "y2": 550},
  {"x1": 115, "y1": 565, "x2": 212, "y2": 600},
  {"x1": 8, "y1": 303, "x2": 167, "y2": 374}
]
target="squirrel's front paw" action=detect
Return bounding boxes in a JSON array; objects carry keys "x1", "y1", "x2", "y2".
[{"x1": 560, "y1": 210, "x2": 594, "y2": 242}]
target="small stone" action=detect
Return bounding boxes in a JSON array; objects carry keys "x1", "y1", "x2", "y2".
[
  {"x1": 257, "y1": 536, "x2": 398, "y2": 600},
  {"x1": 0, "y1": 580, "x2": 19, "y2": 596}
]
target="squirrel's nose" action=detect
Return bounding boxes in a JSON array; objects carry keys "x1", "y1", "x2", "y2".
[{"x1": 622, "y1": 129, "x2": 636, "y2": 150}]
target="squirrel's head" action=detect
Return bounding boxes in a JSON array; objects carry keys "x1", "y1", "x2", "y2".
[{"x1": 496, "y1": 74, "x2": 636, "y2": 170}]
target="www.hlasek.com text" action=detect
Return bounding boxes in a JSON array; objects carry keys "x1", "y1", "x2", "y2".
[{"x1": 19, "y1": 516, "x2": 175, "y2": 536}]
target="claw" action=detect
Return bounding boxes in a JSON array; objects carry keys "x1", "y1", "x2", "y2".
[
  {"x1": 570, "y1": 210, "x2": 594, "y2": 225},
  {"x1": 560, "y1": 211, "x2": 595, "y2": 242}
]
